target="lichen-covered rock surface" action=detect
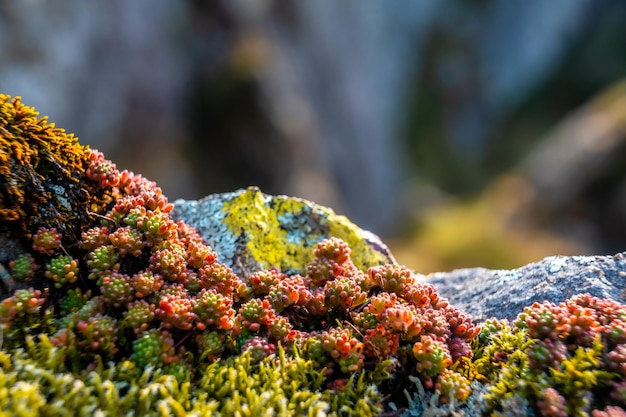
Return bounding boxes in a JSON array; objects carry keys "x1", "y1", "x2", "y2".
[
  {"x1": 172, "y1": 186, "x2": 626, "y2": 325},
  {"x1": 171, "y1": 187, "x2": 395, "y2": 278}
]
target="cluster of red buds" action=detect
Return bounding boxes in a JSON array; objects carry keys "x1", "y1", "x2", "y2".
[
  {"x1": 86, "y1": 150, "x2": 120, "y2": 188},
  {"x1": 1, "y1": 149, "x2": 487, "y2": 410},
  {"x1": 479, "y1": 293, "x2": 626, "y2": 415},
  {"x1": 32, "y1": 227, "x2": 62, "y2": 255}
]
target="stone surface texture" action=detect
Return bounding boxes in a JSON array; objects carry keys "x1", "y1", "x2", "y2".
[
  {"x1": 425, "y1": 253, "x2": 626, "y2": 322},
  {"x1": 172, "y1": 188, "x2": 626, "y2": 324}
]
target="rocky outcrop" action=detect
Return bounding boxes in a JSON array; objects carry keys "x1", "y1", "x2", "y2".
[
  {"x1": 172, "y1": 188, "x2": 626, "y2": 324},
  {"x1": 425, "y1": 253, "x2": 626, "y2": 322}
]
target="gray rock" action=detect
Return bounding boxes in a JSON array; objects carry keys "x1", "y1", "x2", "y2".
[
  {"x1": 426, "y1": 252, "x2": 626, "y2": 322},
  {"x1": 171, "y1": 189, "x2": 626, "y2": 321}
]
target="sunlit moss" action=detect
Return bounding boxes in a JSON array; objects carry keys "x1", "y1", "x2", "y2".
[
  {"x1": 476, "y1": 300, "x2": 626, "y2": 416},
  {"x1": 0, "y1": 94, "x2": 100, "y2": 239},
  {"x1": 0, "y1": 336, "x2": 384, "y2": 417}
]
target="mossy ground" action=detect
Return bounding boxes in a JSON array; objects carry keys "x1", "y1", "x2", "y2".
[{"x1": 2, "y1": 93, "x2": 626, "y2": 416}]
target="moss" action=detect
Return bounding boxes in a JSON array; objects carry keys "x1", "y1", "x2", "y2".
[
  {"x1": 474, "y1": 297, "x2": 626, "y2": 416},
  {"x1": 6, "y1": 93, "x2": 626, "y2": 416},
  {"x1": 0, "y1": 336, "x2": 382, "y2": 417},
  {"x1": 0, "y1": 94, "x2": 102, "y2": 240},
  {"x1": 221, "y1": 187, "x2": 390, "y2": 275}
]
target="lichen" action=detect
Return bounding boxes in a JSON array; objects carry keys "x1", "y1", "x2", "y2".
[{"x1": 219, "y1": 187, "x2": 391, "y2": 276}]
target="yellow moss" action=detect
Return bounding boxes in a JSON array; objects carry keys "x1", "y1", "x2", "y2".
[{"x1": 221, "y1": 187, "x2": 391, "y2": 274}]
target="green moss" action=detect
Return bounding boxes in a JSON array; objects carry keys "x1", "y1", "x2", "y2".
[
  {"x1": 477, "y1": 317, "x2": 625, "y2": 416},
  {"x1": 0, "y1": 336, "x2": 382, "y2": 417},
  {"x1": 472, "y1": 320, "x2": 532, "y2": 382}
]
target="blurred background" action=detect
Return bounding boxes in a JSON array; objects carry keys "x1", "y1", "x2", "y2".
[{"x1": 2, "y1": 0, "x2": 626, "y2": 273}]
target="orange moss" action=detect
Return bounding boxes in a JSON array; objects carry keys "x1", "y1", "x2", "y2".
[{"x1": 0, "y1": 94, "x2": 99, "y2": 239}]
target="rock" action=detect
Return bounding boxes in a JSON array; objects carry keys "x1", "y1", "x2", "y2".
[
  {"x1": 4, "y1": 157, "x2": 625, "y2": 326},
  {"x1": 171, "y1": 186, "x2": 395, "y2": 278},
  {"x1": 426, "y1": 252, "x2": 626, "y2": 322},
  {"x1": 172, "y1": 186, "x2": 626, "y2": 323}
]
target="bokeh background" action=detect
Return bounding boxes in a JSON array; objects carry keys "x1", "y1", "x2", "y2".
[{"x1": 2, "y1": 0, "x2": 626, "y2": 273}]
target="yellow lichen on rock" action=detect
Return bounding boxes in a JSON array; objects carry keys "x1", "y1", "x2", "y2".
[
  {"x1": 221, "y1": 187, "x2": 392, "y2": 274},
  {"x1": 325, "y1": 213, "x2": 392, "y2": 273}
]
